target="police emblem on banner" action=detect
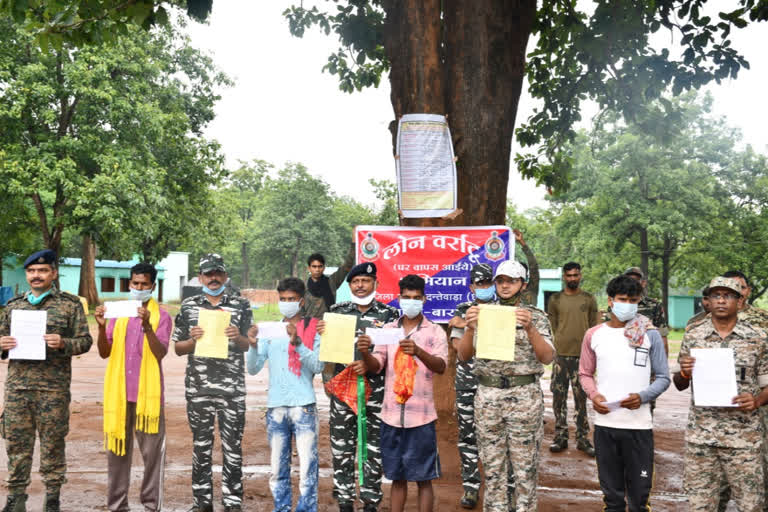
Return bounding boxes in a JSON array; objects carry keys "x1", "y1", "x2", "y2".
[
  {"x1": 360, "y1": 232, "x2": 380, "y2": 261},
  {"x1": 484, "y1": 231, "x2": 506, "y2": 261}
]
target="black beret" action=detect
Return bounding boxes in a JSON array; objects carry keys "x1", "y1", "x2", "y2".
[
  {"x1": 23, "y1": 249, "x2": 57, "y2": 269},
  {"x1": 346, "y1": 262, "x2": 377, "y2": 283}
]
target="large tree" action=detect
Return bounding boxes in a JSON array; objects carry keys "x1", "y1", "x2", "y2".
[
  {"x1": 5, "y1": 1, "x2": 764, "y2": 224},
  {"x1": 0, "y1": 17, "x2": 228, "y2": 304}
]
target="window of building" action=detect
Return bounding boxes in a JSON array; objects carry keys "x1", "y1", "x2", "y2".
[
  {"x1": 120, "y1": 278, "x2": 130, "y2": 292},
  {"x1": 101, "y1": 277, "x2": 115, "y2": 293}
]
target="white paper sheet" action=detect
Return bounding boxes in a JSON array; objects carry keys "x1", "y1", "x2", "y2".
[
  {"x1": 601, "y1": 391, "x2": 629, "y2": 412},
  {"x1": 9, "y1": 310, "x2": 47, "y2": 360},
  {"x1": 258, "y1": 321, "x2": 289, "y2": 340},
  {"x1": 691, "y1": 348, "x2": 739, "y2": 407},
  {"x1": 395, "y1": 113, "x2": 458, "y2": 218},
  {"x1": 104, "y1": 300, "x2": 141, "y2": 319},
  {"x1": 366, "y1": 327, "x2": 405, "y2": 346}
]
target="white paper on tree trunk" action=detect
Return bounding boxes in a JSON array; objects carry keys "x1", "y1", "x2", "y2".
[
  {"x1": 395, "y1": 113, "x2": 458, "y2": 218},
  {"x1": 10, "y1": 310, "x2": 47, "y2": 360}
]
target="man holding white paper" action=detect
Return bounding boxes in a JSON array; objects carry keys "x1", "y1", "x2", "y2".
[
  {"x1": 457, "y1": 259, "x2": 554, "y2": 512},
  {"x1": 674, "y1": 276, "x2": 768, "y2": 512},
  {"x1": 171, "y1": 254, "x2": 252, "y2": 512},
  {"x1": 578, "y1": 275, "x2": 670, "y2": 512},
  {"x1": 0, "y1": 249, "x2": 93, "y2": 512},
  {"x1": 94, "y1": 262, "x2": 171, "y2": 512}
]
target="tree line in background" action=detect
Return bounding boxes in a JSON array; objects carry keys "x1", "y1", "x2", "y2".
[{"x1": 508, "y1": 92, "x2": 768, "y2": 311}]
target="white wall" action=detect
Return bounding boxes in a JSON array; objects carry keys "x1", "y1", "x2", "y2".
[{"x1": 159, "y1": 252, "x2": 189, "y2": 303}]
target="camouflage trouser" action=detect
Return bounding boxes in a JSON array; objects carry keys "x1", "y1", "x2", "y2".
[
  {"x1": 685, "y1": 441, "x2": 764, "y2": 512},
  {"x1": 475, "y1": 382, "x2": 543, "y2": 512},
  {"x1": 457, "y1": 389, "x2": 515, "y2": 496},
  {"x1": 716, "y1": 408, "x2": 768, "y2": 512},
  {"x1": 186, "y1": 394, "x2": 246, "y2": 507},
  {"x1": 1, "y1": 389, "x2": 70, "y2": 493},
  {"x1": 550, "y1": 355, "x2": 589, "y2": 443},
  {"x1": 330, "y1": 385, "x2": 383, "y2": 506}
]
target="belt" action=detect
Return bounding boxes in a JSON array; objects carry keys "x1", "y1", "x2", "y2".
[{"x1": 476, "y1": 374, "x2": 536, "y2": 389}]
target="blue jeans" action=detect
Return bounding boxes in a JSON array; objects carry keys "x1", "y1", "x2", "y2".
[{"x1": 266, "y1": 405, "x2": 319, "y2": 512}]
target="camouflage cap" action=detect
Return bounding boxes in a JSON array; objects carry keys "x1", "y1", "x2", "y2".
[
  {"x1": 470, "y1": 263, "x2": 493, "y2": 283},
  {"x1": 199, "y1": 253, "x2": 227, "y2": 274},
  {"x1": 705, "y1": 276, "x2": 742, "y2": 296},
  {"x1": 624, "y1": 266, "x2": 645, "y2": 279}
]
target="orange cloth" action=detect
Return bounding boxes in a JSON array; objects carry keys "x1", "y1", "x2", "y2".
[
  {"x1": 325, "y1": 366, "x2": 371, "y2": 414},
  {"x1": 393, "y1": 347, "x2": 417, "y2": 404}
]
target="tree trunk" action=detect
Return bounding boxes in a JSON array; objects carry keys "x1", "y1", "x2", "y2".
[
  {"x1": 640, "y1": 228, "x2": 649, "y2": 279},
  {"x1": 241, "y1": 241, "x2": 250, "y2": 288},
  {"x1": 660, "y1": 237, "x2": 671, "y2": 318},
  {"x1": 78, "y1": 234, "x2": 99, "y2": 306},
  {"x1": 381, "y1": 0, "x2": 536, "y2": 415}
]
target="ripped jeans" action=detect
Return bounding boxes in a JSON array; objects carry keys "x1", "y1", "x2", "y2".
[{"x1": 266, "y1": 404, "x2": 319, "y2": 512}]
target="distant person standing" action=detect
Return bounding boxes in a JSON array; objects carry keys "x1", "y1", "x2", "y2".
[
  {"x1": 0, "y1": 249, "x2": 93, "y2": 512},
  {"x1": 172, "y1": 254, "x2": 253, "y2": 512},
  {"x1": 303, "y1": 245, "x2": 355, "y2": 319},
  {"x1": 623, "y1": 267, "x2": 669, "y2": 354},
  {"x1": 547, "y1": 262, "x2": 598, "y2": 456}
]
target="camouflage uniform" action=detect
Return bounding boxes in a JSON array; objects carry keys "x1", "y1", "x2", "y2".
[
  {"x1": 680, "y1": 317, "x2": 768, "y2": 512},
  {"x1": 473, "y1": 301, "x2": 553, "y2": 512},
  {"x1": 327, "y1": 300, "x2": 399, "y2": 508},
  {"x1": 172, "y1": 292, "x2": 252, "y2": 509},
  {"x1": 451, "y1": 301, "x2": 515, "y2": 499},
  {"x1": 519, "y1": 244, "x2": 539, "y2": 307},
  {"x1": 0, "y1": 288, "x2": 92, "y2": 495}
]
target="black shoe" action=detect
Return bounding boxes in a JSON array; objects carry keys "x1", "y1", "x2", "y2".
[
  {"x1": 42, "y1": 492, "x2": 60, "y2": 512},
  {"x1": 460, "y1": 490, "x2": 479, "y2": 509},
  {"x1": 224, "y1": 506, "x2": 242, "y2": 512},
  {"x1": 189, "y1": 505, "x2": 214, "y2": 512},
  {"x1": 339, "y1": 504, "x2": 355, "y2": 512},
  {"x1": 549, "y1": 439, "x2": 568, "y2": 453},
  {"x1": 577, "y1": 441, "x2": 596, "y2": 457},
  {"x1": 2, "y1": 494, "x2": 27, "y2": 512},
  {"x1": 363, "y1": 505, "x2": 378, "y2": 512}
]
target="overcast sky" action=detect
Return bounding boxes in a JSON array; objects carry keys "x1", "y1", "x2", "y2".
[{"x1": 184, "y1": 2, "x2": 767, "y2": 212}]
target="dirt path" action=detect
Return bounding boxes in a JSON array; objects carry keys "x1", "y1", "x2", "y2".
[{"x1": 1, "y1": 325, "x2": 698, "y2": 511}]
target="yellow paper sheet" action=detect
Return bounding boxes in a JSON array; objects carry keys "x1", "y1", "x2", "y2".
[
  {"x1": 195, "y1": 309, "x2": 232, "y2": 359},
  {"x1": 319, "y1": 313, "x2": 358, "y2": 364},
  {"x1": 475, "y1": 304, "x2": 517, "y2": 361}
]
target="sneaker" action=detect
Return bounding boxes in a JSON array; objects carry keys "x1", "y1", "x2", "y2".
[
  {"x1": 2, "y1": 494, "x2": 27, "y2": 512},
  {"x1": 224, "y1": 506, "x2": 242, "y2": 512},
  {"x1": 339, "y1": 504, "x2": 355, "y2": 512},
  {"x1": 549, "y1": 438, "x2": 568, "y2": 453},
  {"x1": 363, "y1": 505, "x2": 378, "y2": 512},
  {"x1": 577, "y1": 440, "x2": 596, "y2": 457},
  {"x1": 460, "y1": 490, "x2": 479, "y2": 509},
  {"x1": 189, "y1": 505, "x2": 214, "y2": 512}
]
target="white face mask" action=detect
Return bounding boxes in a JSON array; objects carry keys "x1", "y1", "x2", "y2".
[
  {"x1": 400, "y1": 299, "x2": 423, "y2": 319},
  {"x1": 278, "y1": 301, "x2": 301, "y2": 319},
  {"x1": 129, "y1": 288, "x2": 153, "y2": 303},
  {"x1": 351, "y1": 290, "x2": 376, "y2": 306},
  {"x1": 611, "y1": 301, "x2": 638, "y2": 322}
]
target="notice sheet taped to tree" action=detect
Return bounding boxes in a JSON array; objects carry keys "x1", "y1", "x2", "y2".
[{"x1": 395, "y1": 113, "x2": 457, "y2": 218}]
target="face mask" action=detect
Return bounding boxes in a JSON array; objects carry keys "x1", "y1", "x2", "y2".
[
  {"x1": 202, "y1": 284, "x2": 225, "y2": 297},
  {"x1": 400, "y1": 299, "x2": 423, "y2": 319},
  {"x1": 612, "y1": 301, "x2": 638, "y2": 322},
  {"x1": 27, "y1": 289, "x2": 52, "y2": 305},
  {"x1": 278, "y1": 301, "x2": 301, "y2": 319},
  {"x1": 351, "y1": 290, "x2": 376, "y2": 306},
  {"x1": 474, "y1": 286, "x2": 495, "y2": 302},
  {"x1": 129, "y1": 288, "x2": 153, "y2": 303}
]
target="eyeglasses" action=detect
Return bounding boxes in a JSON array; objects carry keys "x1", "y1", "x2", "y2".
[{"x1": 708, "y1": 293, "x2": 740, "y2": 301}]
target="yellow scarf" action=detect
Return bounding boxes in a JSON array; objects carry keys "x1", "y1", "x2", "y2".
[{"x1": 103, "y1": 298, "x2": 162, "y2": 455}]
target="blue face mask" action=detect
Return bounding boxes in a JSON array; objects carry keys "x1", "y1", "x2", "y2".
[
  {"x1": 129, "y1": 288, "x2": 153, "y2": 303},
  {"x1": 474, "y1": 285, "x2": 495, "y2": 302},
  {"x1": 400, "y1": 298, "x2": 424, "y2": 319},
  {"x1": 27, "y1": 289, "x2": 52, "y2": 305},
  {"x1": 202, "y1": 284, "x2": 226, "y2": 297},
  {"x1": 611, "y1": 301, "x2": 638, "y2": 322}
]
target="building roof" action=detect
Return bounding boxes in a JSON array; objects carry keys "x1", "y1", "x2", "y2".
[{"x1": 61, "y1": 257, "x2": 165, "y2": 271}]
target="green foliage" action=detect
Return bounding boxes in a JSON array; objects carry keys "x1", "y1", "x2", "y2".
[{"x1": 0, "y1": 16, "x2": 229, "y2": 265}]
